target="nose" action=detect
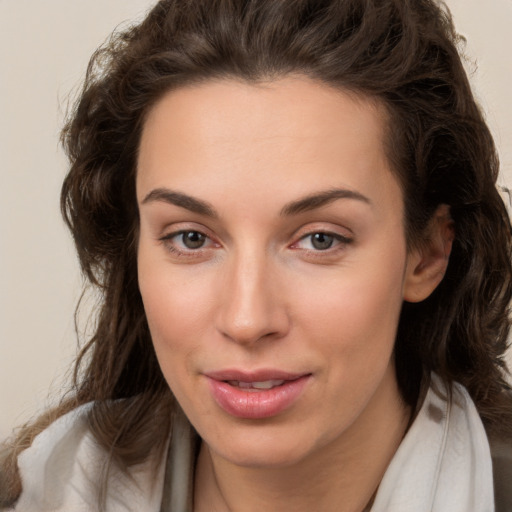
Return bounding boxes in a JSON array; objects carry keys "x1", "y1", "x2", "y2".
[{"x1": 216, "y1": 252, "x2": 290, "y2": 346}]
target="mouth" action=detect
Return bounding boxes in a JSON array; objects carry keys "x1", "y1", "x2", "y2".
[
  {"x1": 225, "y1": 379, "x2": 287, "y2": 391},
  {"x1": 205, "y1": 370, "x2": 311, "y2": 419}
]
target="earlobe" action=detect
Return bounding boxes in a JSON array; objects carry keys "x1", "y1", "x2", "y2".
[{"x1": 403, "y1": 204, "x2": 454, "y2": 303}]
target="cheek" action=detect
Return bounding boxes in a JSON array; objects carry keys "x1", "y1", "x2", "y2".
[
  {"x1": 293, "y1": 261, "x2": 406, "y2": 424},
  {"x1": 290, "y1": 249, "x2": 406, "y2": 380},
  {"x1": 298, "y1": 265, "x2": 404, "y2": 339},
  {"x1": 138, "y1": 267, "x2": 212, "y2": 412},
  {"x1": 137, "y1": 245, "x2": 215, "y2": 374}
]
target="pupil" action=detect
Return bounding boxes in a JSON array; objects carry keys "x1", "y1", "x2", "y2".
[
  {"x1": 183, "y1": 231, "x2": 205, "y2": 249},
  {"x1": 312, "y1": 233, "x2": 333, "y2": 250}
]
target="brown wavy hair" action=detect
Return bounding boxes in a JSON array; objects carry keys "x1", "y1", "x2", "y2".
[{"x1": 2, "y1": 0, "x2": 512, "y2": 506}]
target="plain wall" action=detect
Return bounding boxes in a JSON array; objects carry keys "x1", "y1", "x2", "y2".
[{"x1": 1, "y1": 0, "x2": 511, "y2": 440}]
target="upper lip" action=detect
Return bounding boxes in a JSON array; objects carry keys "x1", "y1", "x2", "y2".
[{"x1": 205, "y1": 369, "x2": 310, "y2": 382}]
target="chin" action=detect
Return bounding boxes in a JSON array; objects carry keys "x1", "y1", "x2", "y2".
[
  {"x1": 220, "y1": 445, "x2": 309, "y2": 469},
  {"x1": 204, "y1": 422, "x2": 321, "y2": 469}
]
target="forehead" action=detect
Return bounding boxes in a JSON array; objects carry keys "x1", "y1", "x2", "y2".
[{"x1": 136, "y1": 77, "x2": 401, "y2": 215}]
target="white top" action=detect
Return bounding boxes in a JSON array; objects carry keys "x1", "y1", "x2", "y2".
[
  {"x1": 13, "y1": 401, "x2": 170, "y2": 511},
  {"x1": 12, "y1": 375, "x2": 494, "y2": 511}
]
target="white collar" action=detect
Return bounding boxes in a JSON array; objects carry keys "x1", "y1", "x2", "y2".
[{"x1": 370, "y1": 374, "x2": 494, "y2": 512}]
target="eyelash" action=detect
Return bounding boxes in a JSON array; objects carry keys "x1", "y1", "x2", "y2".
[
  {"x1": 159, "y1": 228, "x2": 353, "y2": 260},
  {"x1": 159, "y1": 230, "x2": 218, "y2": 258},
  {"x1": 291, "y1": 231, "x2": 353, "y2": 253}
]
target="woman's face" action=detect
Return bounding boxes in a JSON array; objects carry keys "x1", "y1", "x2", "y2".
[{"x1": 137, "y1": 77, "x2": 420, "y2": 468}]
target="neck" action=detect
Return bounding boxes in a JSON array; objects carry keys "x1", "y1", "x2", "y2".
[{"x1": 194, "y1": 376, "x2": 410, "y2": 512}]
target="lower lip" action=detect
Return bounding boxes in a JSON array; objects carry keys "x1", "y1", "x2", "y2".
[{"x1": 206, "y1": 376, "x2": 310, "y2": 419}]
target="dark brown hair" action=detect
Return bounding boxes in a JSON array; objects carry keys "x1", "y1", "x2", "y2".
[{"x1": 2, "y1": 0, "x2": 512, "y2": 506}]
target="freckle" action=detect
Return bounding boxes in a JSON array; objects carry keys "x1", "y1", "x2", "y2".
[{"x1": 427, "y1": 403, "x2": 444, "y2": 423}]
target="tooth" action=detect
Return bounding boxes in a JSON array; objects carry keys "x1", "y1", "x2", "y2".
[
  {"x1": 226, "y1": 379, "x2": 286, "y2": 390},
  {"x1": 251, "y1": 380, "x2": 285, "y2": 389}
]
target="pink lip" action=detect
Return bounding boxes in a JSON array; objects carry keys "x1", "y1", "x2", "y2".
[{"x1": 205, "y1": 369, "x2": 311, "y2": 419}]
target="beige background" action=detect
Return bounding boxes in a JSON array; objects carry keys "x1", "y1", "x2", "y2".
[{"x1": 1, "y1": 0, "x2": 511, "y2": 440}]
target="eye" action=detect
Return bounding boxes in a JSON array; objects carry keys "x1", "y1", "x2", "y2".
[
  {"x1": 179, "y1": 230, "x2": 207, "y2": 249},
  {"x1": 292, "y1": 231, "x2": 352, "y2": 251},
  {"x1": 159, "y1": 229, "x2": 217, "y2": 255},
  {"x1": 310, "y1": 233, "x2": 335, "y2": 250}
]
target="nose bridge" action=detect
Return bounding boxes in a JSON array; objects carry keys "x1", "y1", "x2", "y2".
[{"x1": 217, "y1": 244, "x2": 287, "y2": 345}]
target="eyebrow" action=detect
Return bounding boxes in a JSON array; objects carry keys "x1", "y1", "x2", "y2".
[
  {"x1": 141, "y1": 187, "x2": 371, "y2": 217},
  {"x1": 280, "y1": 188, "x2": 371, "y2": 216},
  {"x1": 141, "y1": 188, "x2": 218, "y2": 218}
]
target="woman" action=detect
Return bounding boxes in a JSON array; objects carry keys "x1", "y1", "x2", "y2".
[{"x1": 1, "y1": 0, "x2": 511, "y2": 510}]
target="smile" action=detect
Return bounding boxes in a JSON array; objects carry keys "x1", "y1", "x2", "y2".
[
  {"x1": 227, "y1": 379, "x2": 285, "y2": 391},
  {"x1": 205, "y1": 370, "x2": 311, "y2": 419}
]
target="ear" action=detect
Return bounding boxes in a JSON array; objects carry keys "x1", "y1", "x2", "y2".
[{"x1": 403, "y1": 204, "x2": 454, "y2": 303}]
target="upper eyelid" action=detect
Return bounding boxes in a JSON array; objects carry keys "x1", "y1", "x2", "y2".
[
  {"x1": 159, "y1": 223, "x2": 215, "y2": 240},
  {"x1": 291, "y1": 223, "x2": 354, "y2": 241},
  {"x1": 160, "y1": 229, "x2": 215, "y2": 244},
  {"x1": 299, "y1": 230, "x2": 352, "y2": 240},
  {"x1": 160, "y1": 229, "x2": 204, "y2": 239}
]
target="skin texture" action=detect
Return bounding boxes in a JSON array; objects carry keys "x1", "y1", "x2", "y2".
[{"x1": 136, "y1": 77, "x2": 452, "y2": 511}]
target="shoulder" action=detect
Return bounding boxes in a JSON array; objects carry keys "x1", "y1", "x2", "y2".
[
  {"x1": 12, "y1": 402, "x2": 97, "y2": 511},
  {"x1": 12, "y1": 402, "x2": 168, "y2": 512}
]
